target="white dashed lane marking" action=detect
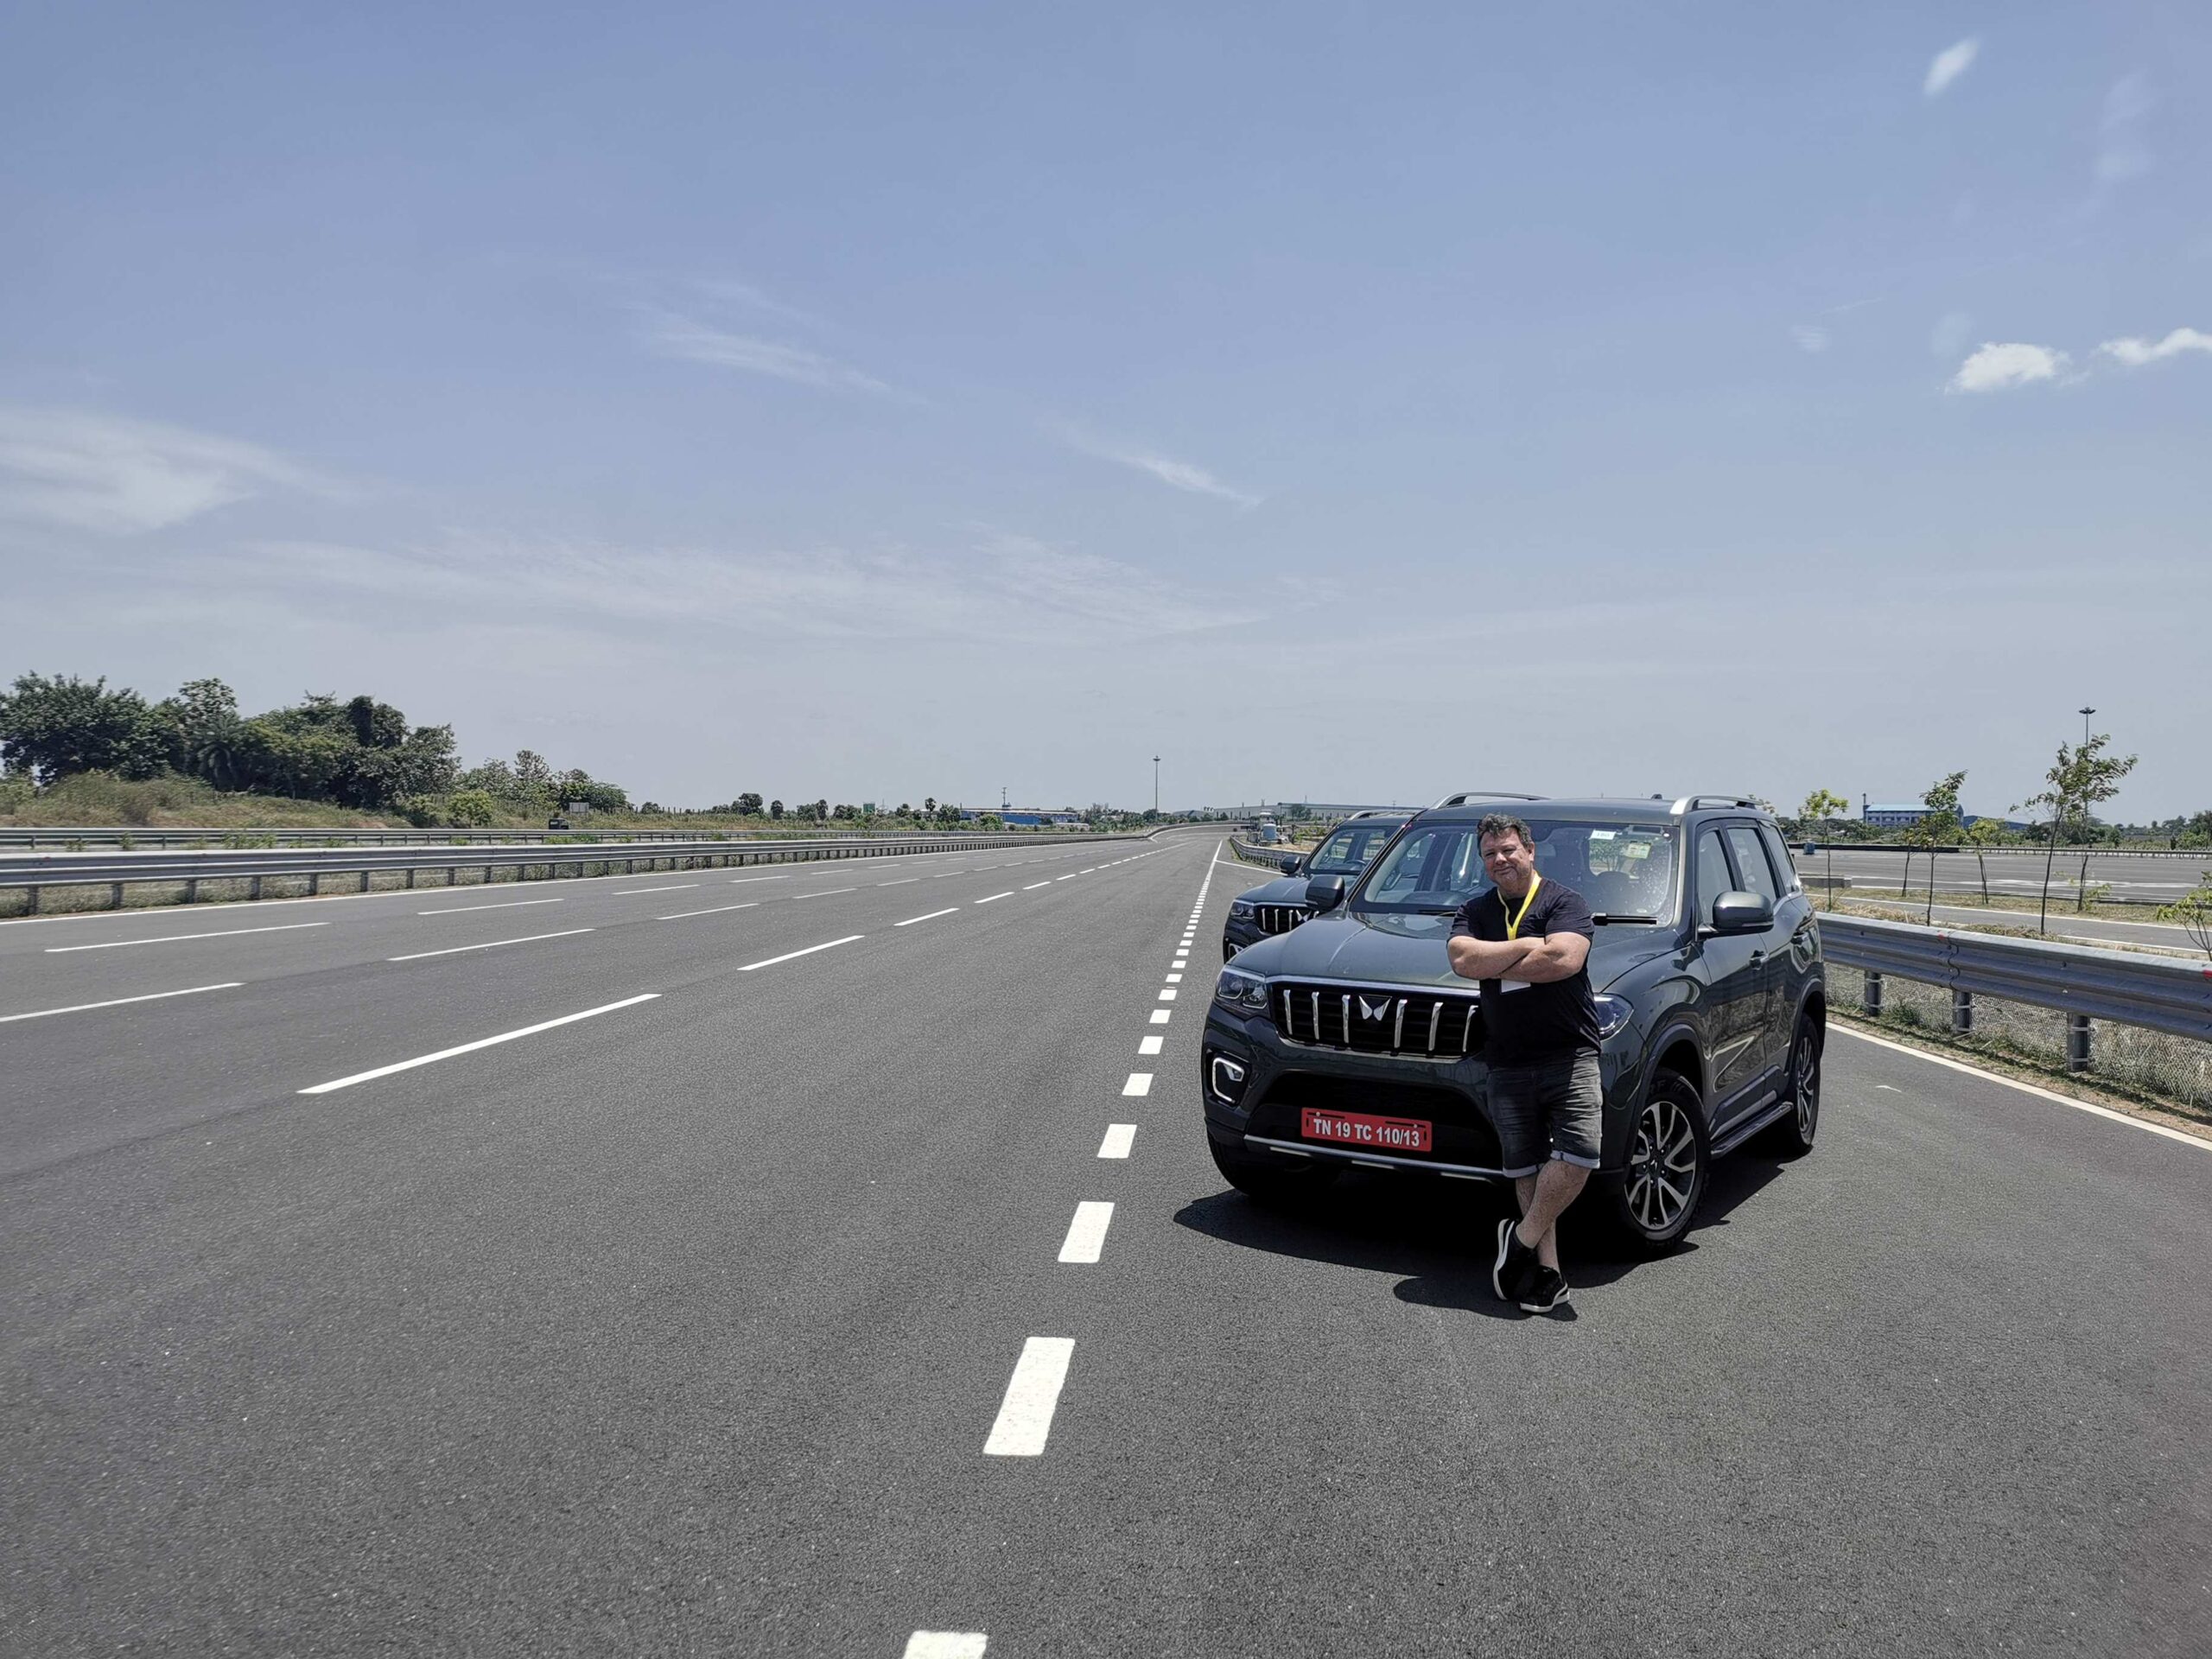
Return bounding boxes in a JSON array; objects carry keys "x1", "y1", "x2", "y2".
[
  {"x1": 739, "y1": 935, "x2": 864, "y2": 971},
  {"x1": 387, "y1": 927, "x2": 594, "y2": 962},
  {"x1": 1139, "y1": 1034, "x2": 1163, "y2": 1055},
  {"x1": 0, "y1": 982, "x2": 243, "y2": 1024},
  {"x1": 1097, "y1": 1124, "x2": 1136, "y2": 1159},
  {"x1": 298, "y1": 993, "x2": 660, "y2": 1096},
  {"x1": 905, "y1": 1633, "x2": 987, "y2": 1658},
  {"x1": 1122, "y1": 1072, "x2": 1153, "y2": 1096},
  {"x1": 417, "y1": 898, "x2": 563, "y2": 915},
  {"x1": 983, "y1": 1338, "x2": 1074, "y2": 1457},
  {"x1": 658, "y1": 902, "x2": 760, "y2": 920},
  {"x1": 46, "y1": 921, "x2": 327, "y2": 954},
  {"x1": 1057, "y1": 1202, "x2": 1116, "y2": 1264},
  {"x1": 896, "y1": 908, "x2": 959, "y2": 927},
  {"x1": 613, "y1": 884, "x2": 698, "y2": 895}
]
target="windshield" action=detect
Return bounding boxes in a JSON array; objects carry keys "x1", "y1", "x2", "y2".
[
  {"x1": 1352, "y1": 819, "x2": 1681, "y2": 921},
  {"x1": 1307, "y1": 820, "x2": 1402, "y2": 877}
]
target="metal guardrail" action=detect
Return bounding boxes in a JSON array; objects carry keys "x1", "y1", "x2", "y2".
[
  {"x1": 1818, "y1": 912, "x2": 2212, "y2": 1067},
  {"x1": 0, "y1": 824, "x2": 1058, "y2": 849},
  {"x1": 3, "y1": 831, "x2": 1141, "y2": 915}
]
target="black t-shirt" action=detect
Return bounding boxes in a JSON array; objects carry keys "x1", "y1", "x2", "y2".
[{"x1": 1450, "y1": 880, "x2": 1600, "y2": 1065}]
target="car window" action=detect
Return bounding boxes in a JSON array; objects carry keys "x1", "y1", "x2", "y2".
[
  {"x1": 1356, "y1": 819, "x2": 1679, "y2": 920},
  {"x1": 1694, "y1": 827, "x2": 1734, "y2": 925},
  {"x1": 1755, "y1": 823, "x2": 1798, "y2": 893},
  {"x1": 1308, "y1": 822, "x2": 1399, "y2": 876},
  {"x1": 1723, "y1": 823, "x2": 1781, "y2": 903}
]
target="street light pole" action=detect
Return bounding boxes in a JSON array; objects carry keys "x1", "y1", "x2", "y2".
[
  {"x1": 1152, "y1": 755, "x2": 1160, "y2": 816},
  {"x1": 2079, "y1": 705, "x2": 2095, "y2": 747}
]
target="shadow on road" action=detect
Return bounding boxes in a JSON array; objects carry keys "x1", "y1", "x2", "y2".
[{"x1": 1173, "y1": 1143, "x2": 1797, "y2": 1317}]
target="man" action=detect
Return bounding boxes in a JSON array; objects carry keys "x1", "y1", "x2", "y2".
[{"x1": 1446, "y1": 813, "x2": 1600, "y2": 1313}]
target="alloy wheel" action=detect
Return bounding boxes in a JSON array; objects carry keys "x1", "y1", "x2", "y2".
[{"x1": 1625, "y1": 1093, "x2": 1699, "y2": 1233}]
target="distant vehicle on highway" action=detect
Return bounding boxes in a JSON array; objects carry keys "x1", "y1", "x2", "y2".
[
  {"x1": 1202, "y1": 794, "x2": 1824, "y2": 1251},
  {"x1": 1222, "y1": 810, "x2": 1411, "y2": 960}
]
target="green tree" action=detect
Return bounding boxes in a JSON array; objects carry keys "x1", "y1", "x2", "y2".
[
  {"x1": 162, "y1": 677, "x2": 246, "y2": 789},
  {"x1": 445, "y1": 789, "x2": 497, "y2": 827},
  {"x1": 2018, "y1": 731, "x2": 2139, "y2": 932},
  {"x1": 2183, "y1": 810, "x2": 2212, "y2": 849},
  {"x1": 1963, "y1": 813, "x2": 2011, "y2": 902},
  {"x1": 1796, "y1": 788, "x2": 1848, "y2": 830},
  {"x1": 735, "y1": 791, "x2": 764, "y2": 817},
  {"x1": 769, "y1": 798, "x2": 785, "y2": 820},
  {"x1": 0, "y1": 672, "x2": 167, "y2": 781},
  {"x1": 2156, "y1": 872, "x2": 2212, "y2": 960}
]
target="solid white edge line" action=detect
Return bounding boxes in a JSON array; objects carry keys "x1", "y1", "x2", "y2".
[
  {"x1": 387, "y1": 927, "x2": 594, "y2": 962},
  {"x1": 1122, "y1": 1071, "x2": 1154, "y2": 1096},
  {"x1": 0, "y1": 982, "x2": 244, "y2": 1024},
  {"x1": 417, "y1": 898, "x2": 564, "y2": 915},
  {"x1": 739, "y1": 934, "x2": 864, "y2": 971},
  {"x1": 983, "y1": 1337, "x2": 1074, "y2": 1456},
  {"x1": 1057, "y1": 1201, "x2": 1116, "y2": 1263},
  {"x1": 897, "y1": 908, "x2": 959, "y2": 926},
  {"x1": 1829, "y1": 1024, "x2": 2211, "y2": 1151},
  {"x1": 658, "y1": 901, "x2": 761, "y2": 919},
  {"x1": 298, "y1": 993, "x2": 659, "y2": 1094},
  {"x1": 1098, "y1": 1123, "x2": 1137, "y2": 1158},
  {"x1": 905, "y1": 1632, "x2": 987, "y2": 1658},
  {"x1": 976, "y1": 892, "x2": 1014, "y2": 904},
  {"x1": 45, "y1": 921, "x2": 328, "y2": 953}
]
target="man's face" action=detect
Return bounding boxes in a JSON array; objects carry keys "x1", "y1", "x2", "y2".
[{"x1": 1480, "y1": 831, "x2": 1536, "y2": 895}]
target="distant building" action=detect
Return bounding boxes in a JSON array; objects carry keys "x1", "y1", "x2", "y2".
[
  {"x1": 958, "y1": 806, "x2": 1084, "y2": 827},
  {"x1": 1860, "y1": 800, "x2": 2033, "y2": 832}
]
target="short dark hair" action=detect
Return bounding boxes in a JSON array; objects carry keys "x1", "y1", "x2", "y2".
[{"x1": 1477, "y1": 813, "x2": 1534, "y2": 851}]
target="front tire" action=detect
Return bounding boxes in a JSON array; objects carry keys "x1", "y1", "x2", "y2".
[
  {"x1": 1209, "y1": 1134, "x2": 1340, "y2": 1208},
  {"x1": 1765, "y1": 1012, "x2": 1822, "y2": 1159},
  {"x1": 1606, "y1": 1071, "x2": 1709, "y2": 1252}
]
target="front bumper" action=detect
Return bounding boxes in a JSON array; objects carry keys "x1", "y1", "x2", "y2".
[{"x1": 1201, "y1": 997, "x2": 1636, "y2": 1177}]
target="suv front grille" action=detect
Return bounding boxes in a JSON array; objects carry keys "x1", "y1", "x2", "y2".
[
  {"x1": 1272, "y1": 982, "x2": 1482, "y2": 1058},
  {"x1": 1254, "y1": 904, "x2": 1309, "y2": 935}
]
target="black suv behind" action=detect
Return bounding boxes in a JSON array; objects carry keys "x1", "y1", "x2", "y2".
[
  {"x1": 1222, "y1": 810, "x2": 1411, "y2": 960},
  {"x1": 1199, "y1": 796, "x2": 1825, "y2": 1250}
]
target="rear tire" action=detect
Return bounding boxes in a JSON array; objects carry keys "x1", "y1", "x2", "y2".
[
  {"x1": 1765, "y1": 1012, "x2": 1822, "y2": 1159},
  {"x1": 1209, "y1": 1134, "x2": 1340, "y2": 1207},
  {"x1": 1605, "y1": 1071, "x2": 1709, "y2": 1253}
]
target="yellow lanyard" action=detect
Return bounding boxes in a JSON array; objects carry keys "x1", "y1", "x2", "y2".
[{"x1": 1503, "y1": 874, "x2": 1543, "y2": 939}]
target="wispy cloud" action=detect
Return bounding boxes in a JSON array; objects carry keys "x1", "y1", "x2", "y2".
[
  {"x1": 1053, "y1": 426, "x2": 1261, "y2": 508},
  {"x1": 2098, "y1": 327, "x2": 2212, "y2": 367},
  {"x1": 2096, "y1": 73, "x2": 2154, "y2": 183},
  {"x1": 225, "y1": 529, "x2": 1234, "y2": 646},
  {"x1": 1923, "y1": 37, "x2": 1980, "y2": 99},
  {"x1": 1948, "y1": 342, "x2": 2068, "y2": 393},
  {"x1": 638, "y1": 311, "x2": 910, "y2": 400},
  {"x1": 1789, "y1": 324, "x2": 1830, "y2": 354},
  {"x1": 0, "y1": 407, "x2": 338, "y2": 535}
]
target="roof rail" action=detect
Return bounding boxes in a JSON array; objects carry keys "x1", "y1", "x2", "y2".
[
  {"x1": 1669, "y1": 794, "x2": 1763, "y2": 816},
  {"x1": 1430, "y1": 790, "x2": 1543, "y2": 808}
]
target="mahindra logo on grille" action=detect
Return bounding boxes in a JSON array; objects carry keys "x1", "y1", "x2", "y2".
[{"x1": 1357, "y1": 996, "x2": 1394, "y2": 1022}]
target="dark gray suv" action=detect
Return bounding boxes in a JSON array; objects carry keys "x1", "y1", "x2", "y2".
[
  {"x1": 1223, "y1": 810, "x2": 1410, "y2": 960},
  {"x1": 1198, "y1": 795, "x2": 1825, "y2": 1250}
]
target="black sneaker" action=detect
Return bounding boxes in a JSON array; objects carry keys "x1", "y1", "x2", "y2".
[
  {"x1": 1493, "y1": 1217, "x2": 1538, "y2": 1302},
  {"x1": 1517, "y1": 1267, "x2": 1571, "y2": 1314}
]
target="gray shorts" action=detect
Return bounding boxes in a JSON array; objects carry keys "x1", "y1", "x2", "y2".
[{"x1": 1487, "y1": 1051, "x2": 1604, "y2": 1177}]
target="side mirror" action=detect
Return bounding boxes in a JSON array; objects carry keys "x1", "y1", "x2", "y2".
[
  {"x1": 1705, "y1": 890, "x2": 1775, "y2": 936},
  {"x1": 1280, "y1": 854, "x2": 1304, "y2": 875},
  {"x1": 1305, "y1": 874, "x2": 1347, "y2": 911}
]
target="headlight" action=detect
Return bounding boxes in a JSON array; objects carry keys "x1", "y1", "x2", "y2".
[
  {"x1": 1215, "y1": 966, "x2": 1270, "y2": 1013},
  {"x1": 1228, "y1": 899, "x2": 1257, "y2": 918},
  {"x1": 1592, "y1": 994, "x2": 1633, "y2": 1039}
]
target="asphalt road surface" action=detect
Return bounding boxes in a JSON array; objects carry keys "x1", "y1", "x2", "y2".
[{"x1": 5, "y1": 833, "x2": 2207, "y2": 1656}]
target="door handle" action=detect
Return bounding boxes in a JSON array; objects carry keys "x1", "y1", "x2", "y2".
[{"x1": 1749, "y1": 950, "x2": 1767, "y2": 965}]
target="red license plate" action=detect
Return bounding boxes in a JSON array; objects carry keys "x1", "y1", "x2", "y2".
[{"x1": 1300, "y1": 1107, "x2": 1433, "y2": 1154}]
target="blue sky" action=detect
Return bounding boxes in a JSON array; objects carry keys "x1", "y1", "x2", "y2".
[{"x1": 3, "y1": 3, "x2": 2207, "y2": 817}]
